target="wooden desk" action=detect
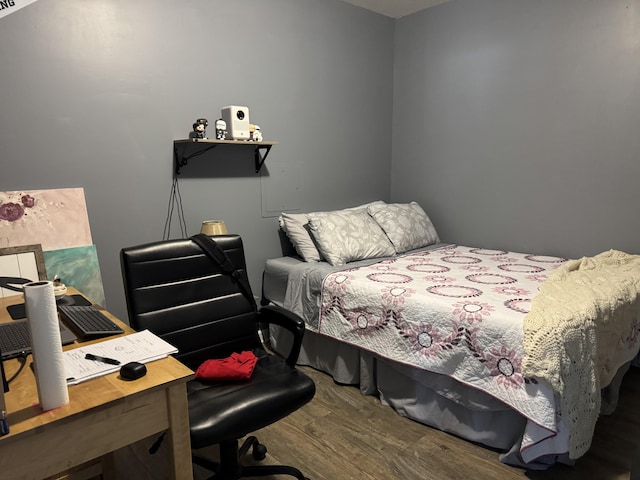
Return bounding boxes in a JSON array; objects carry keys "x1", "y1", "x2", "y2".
[{"x1": 0, "y1": 289, "x2": 195, "y2": 480}]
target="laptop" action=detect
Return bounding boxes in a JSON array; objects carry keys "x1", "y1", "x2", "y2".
[{"x1": 0, "y1": 320, "x2": 77, "y2": 360}]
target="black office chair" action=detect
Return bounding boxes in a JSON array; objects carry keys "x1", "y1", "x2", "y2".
[{"x1": 120, "y1": 234, "x2": 316, "y2": 480}]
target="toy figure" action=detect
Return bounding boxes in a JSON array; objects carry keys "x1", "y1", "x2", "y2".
[
  {"x1": 215, "y1": 118, "x2": 227, "y2": 140},
  {"x1": 253, "y1": 125, "x2": 263, "y2": 142},
  {"x1": 190, "y1": 118, "x2": 208, "y2": 139}
]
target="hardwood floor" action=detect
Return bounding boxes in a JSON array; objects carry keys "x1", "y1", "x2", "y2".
[{"x1": 193, "y1": 365, "x2": 640, "y2": 480}]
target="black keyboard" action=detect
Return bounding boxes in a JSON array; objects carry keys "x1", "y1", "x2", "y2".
[
  {"x1": 0, "y1": 321, "x2": 31, "y2": 358},
  {"x1": 58, "y1": 305, "x2": 124, "y2": 339},
  {"x1": 0, "y1": 319, "x2": 77, "y2": 359}
]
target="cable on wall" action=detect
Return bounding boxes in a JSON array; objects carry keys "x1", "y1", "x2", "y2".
[{"x1": 163, "y1": 175, "x2": 187, "y2": 240}]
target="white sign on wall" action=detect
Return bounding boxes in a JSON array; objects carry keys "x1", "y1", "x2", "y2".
[{"x1": 0, "y1": 0, "x2": 41, "y2": 20}]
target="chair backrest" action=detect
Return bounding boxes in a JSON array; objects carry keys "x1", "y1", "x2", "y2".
[{"x1": 120, "y1": 234, "x2": 261, "y2": 370}]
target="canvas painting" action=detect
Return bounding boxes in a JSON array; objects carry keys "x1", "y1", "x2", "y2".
[
  {"x1": 0, "y1": 188, "x2": 104, "y2": 304},
  {"x1": 43, "y1": 245, "x2": 105, "y2": 306},
  {"x1": 0, "y1": 188, "x2": 93, "y2": 251}
]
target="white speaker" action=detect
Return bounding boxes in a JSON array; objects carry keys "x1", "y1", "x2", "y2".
[{"x1": 221, "y1": 105, "x2": 250, "y2": 140}]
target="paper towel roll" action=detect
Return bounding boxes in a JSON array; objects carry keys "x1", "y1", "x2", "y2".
[{"x1": 24, "y1": 281, "x2": 69, "y2": 411}]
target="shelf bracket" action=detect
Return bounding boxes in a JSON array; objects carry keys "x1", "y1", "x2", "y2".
[
  {"x1": 174, "y1": 142, "x2": 219, "y2": 175},
  {"x1": 254, "y1": 145, "x2": 273, "y2": 173}
]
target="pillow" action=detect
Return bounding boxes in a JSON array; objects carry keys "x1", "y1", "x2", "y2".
[
  {"x1": 280, "y1": 212, "x2": 321, "y2": 262},
  {"x1": 368, "y1": 202, "x2": 439, "y2": 254},
  {"x1": 279, "y1": 201, "x2": 385, "y2": 262},
  {"x1": 307, "y1": 209, "x2": 395, "y2": 266}
]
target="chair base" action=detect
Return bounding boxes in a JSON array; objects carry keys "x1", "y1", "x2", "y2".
[{"x1": 193, "y1": 437, "x2": 308, "y2": 480}]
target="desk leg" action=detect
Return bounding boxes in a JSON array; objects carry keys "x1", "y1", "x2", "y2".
[
  {"x1": 166, "y1": 383, "x2": 193, "y2": 480},
  {"x1": 100, "y1": 453, "x2": 117, "y2": 480}
]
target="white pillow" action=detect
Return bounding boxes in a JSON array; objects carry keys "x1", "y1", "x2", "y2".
[
  {"x1": 279, "y1": 201, "x2": 385, "y2": 262},
  {"x1": 307, "y1": 209, "x2": 395, "y2": 266},
  {"x1": 368, "y1": 202, "x2": 439, "y2": 254},
  {"x1": 280, "y1": 212, "x2": 321, "y2": 262}
]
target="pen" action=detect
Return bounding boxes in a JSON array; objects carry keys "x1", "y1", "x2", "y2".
[{"x1": 85, "y1": 353, "x2": 121, "y2": 366}]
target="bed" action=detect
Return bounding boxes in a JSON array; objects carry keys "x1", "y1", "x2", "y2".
[{"x1": 261, "y1": 201, "x2": 640, "y2": 469}]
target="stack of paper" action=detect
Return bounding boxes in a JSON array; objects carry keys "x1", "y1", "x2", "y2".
[{"x1": 62, "y1": 330, "x2": 178, "y2": 385}]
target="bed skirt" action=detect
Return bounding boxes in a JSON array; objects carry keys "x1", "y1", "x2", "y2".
[{"x1": 270, "y1": 325, "x2": 629, "y2": 469}]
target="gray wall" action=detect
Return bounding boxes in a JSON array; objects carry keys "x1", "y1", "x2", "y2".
[
  {"x1": 392, "y1": 0, "x2": 640, "y2": 259},
  {"x1": 3, "y1": 0, "x2": 639, "y2": 323},
  {"x1": 0, "y1": 0, "x2": 394, "y2": 321}
]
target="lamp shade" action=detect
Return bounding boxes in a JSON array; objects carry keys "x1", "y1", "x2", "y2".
[{"x1": 200, "y1": 220, "x2": 228, "y2": 236}]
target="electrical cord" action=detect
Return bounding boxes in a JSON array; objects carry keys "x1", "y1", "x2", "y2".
[
  {"x1": 165, "y1": 140, "x2": 226, "y2": 240},
  {"x1": 163, "y1": 175, "x2": 188, "y2": 240},
  {"x1": 5, "y1": 352, "x2": 28, "y2": 384}
]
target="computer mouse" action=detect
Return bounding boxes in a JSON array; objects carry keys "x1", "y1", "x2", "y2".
[{"x1": 120, "y1": 361, "x2": 147, "y2": 380}]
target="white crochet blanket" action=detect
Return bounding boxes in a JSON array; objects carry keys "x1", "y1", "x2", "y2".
[{"x1": 522, "y1": 250, "x2": 640, "y2": 459}]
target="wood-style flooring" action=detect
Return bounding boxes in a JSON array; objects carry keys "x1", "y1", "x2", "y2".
[{"x1": 193, "y1": 365, "x2": 640, "y2": 480}]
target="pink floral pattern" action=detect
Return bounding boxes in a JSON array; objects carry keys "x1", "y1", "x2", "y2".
[
  {"x1": 493, "y1": 286, "x2": 530, "y2": 296},
  {"x1": 319, "y1": 244, "x2": 569, "y2": 408},
  {"x1": 485, "y1": 346, "x2": 524, "y2": 388},
  {"x1": 398, "y1": 321, "x2": 443, "y2": 358},
  {"x1": 0, "y1": 193, "x2": 37, "y2": 222},
  {"x1": 0, "y1": 202, "x2": 24, "y2": 221},
  {"x1": 21, "y1": 195, "x2": 35, "y2": 208},
  {"x1": 452, "y1": 301, "x2": 494, "y2": 323}
]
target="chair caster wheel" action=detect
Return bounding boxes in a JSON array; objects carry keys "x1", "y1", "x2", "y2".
[{"x1": 252, "y1": 442, "x2": 267, "y2": 460}]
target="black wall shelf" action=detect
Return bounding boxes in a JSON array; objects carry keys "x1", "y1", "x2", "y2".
[{"x1": 173, "y1": 139, "x2": 278, "y2": 175}]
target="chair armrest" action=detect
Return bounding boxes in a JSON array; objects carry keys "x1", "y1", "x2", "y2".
[{"x1": 258, "y1": 304, "x2": 305, "y2": 366}]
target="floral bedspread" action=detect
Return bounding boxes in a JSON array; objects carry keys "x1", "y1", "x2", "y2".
[{"x1": 318, "y1": 244, "x2": 569, "y2": 457}]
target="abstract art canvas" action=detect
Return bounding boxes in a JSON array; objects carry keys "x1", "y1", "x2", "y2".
[
  {"x1": 43, "y1": 245, "x2": 105, "y2": 306},
  {"x1": 0, "y1": 188, "x2": 104, "y2": 304},
  {"x1": 0, "y1": 188, "x2": 92, "y2": 251}
]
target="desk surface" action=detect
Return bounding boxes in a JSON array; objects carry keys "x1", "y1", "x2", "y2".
[{"x1": 0, "y1": 288, "x2": 194, "y2": 480}]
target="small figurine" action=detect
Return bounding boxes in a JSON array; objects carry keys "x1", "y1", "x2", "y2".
[
  {"x1": 189, "y1": 118, "x2": 208, "y2": 139},
  {"x1": 253, "y1": 125, "x2": 263, "y2": 142},
  {"x1": 215, "y1": 118, "x2": 227, "y2": 140},
  {"x1": 249, "y1": 124, "x2": 256, "y2": 141},
  {"x1": 52, "y1": 276, "x2": 67, "y2": 298}
]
